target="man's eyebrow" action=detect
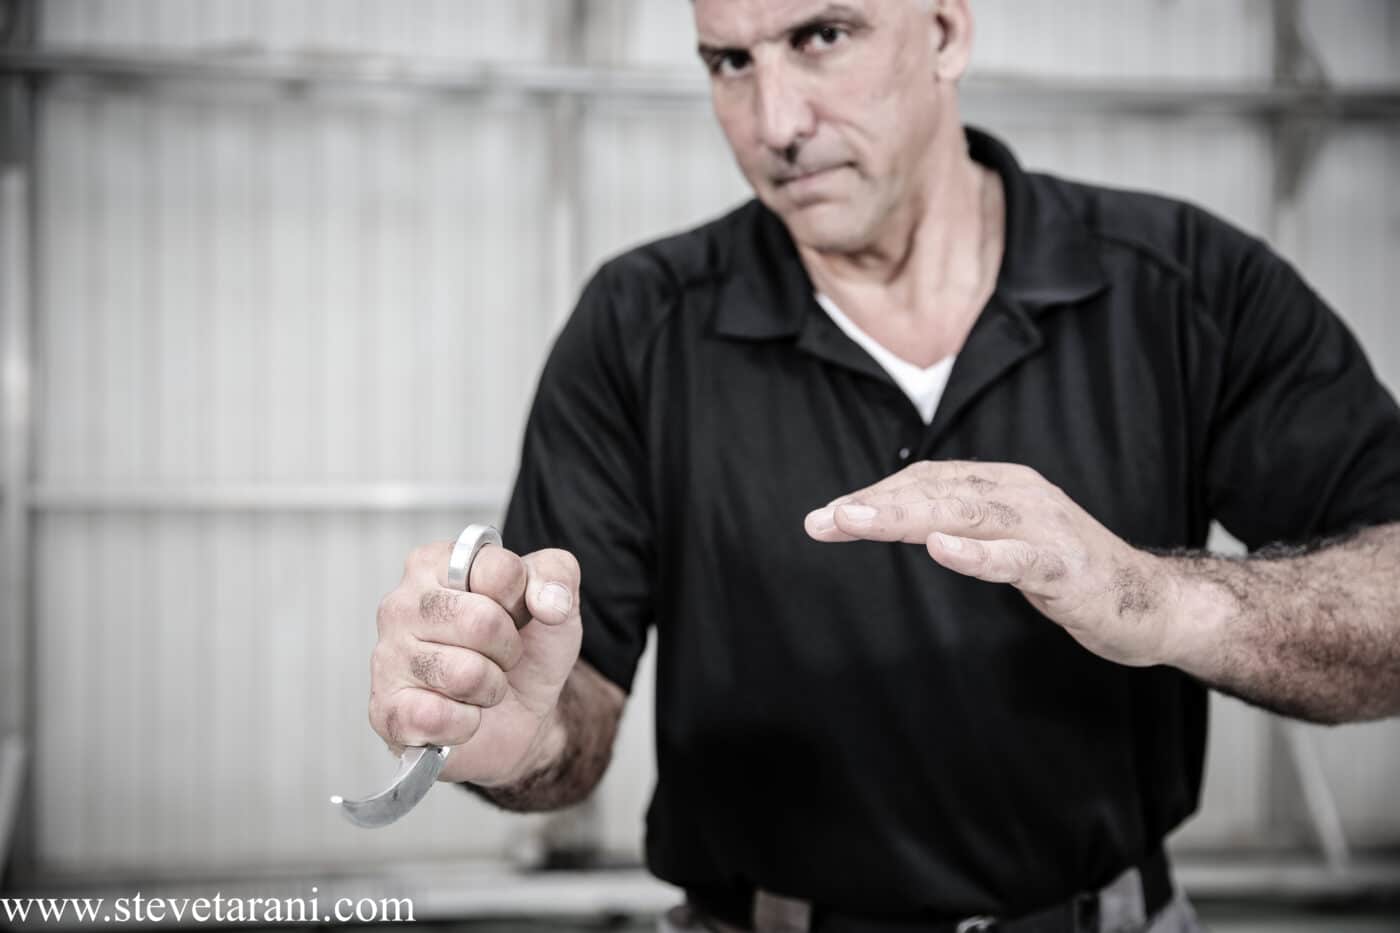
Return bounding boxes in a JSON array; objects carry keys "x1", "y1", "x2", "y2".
[
  {"x1": 697, "y1": 3, "x2": 870, "y2": 58},
  {"x1": 784, "y1": 3, "x2": 870, "y2": 39}
]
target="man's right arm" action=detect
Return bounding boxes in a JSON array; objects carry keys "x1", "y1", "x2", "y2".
[{"x1": 463, "y1": 659, "x2": 625, "y2": 812}]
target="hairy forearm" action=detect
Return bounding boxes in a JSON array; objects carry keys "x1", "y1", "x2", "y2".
[
  {"x1": 1157, "y1": 522, "x2": 1400, "y2": 724},
  {"x1": 462, "y1": 661, "x2": 623, "y2": 812}
]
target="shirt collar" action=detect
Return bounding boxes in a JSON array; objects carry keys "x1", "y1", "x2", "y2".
[{"x1": 713, "y1": 125, "x2": 1109, "y2": 341}]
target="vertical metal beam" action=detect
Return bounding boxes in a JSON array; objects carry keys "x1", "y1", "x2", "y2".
[
  {"x1": 1265, "y1": 0, "x2": 1351, "y2": 876},
  {"x1": 1270, "y1": 0, "x2": 1331, "y2": 207},
  {"x1": 1282, "y1": 722, "x2": 1351, "y2": 871},
  {"x1": 0, "y1": 735, "x2": 24, "y2": 878},
  {"x1": 546, "y1": 0, "x2": 589, "y2": 332},
  {"x1": 0, "y1": 0, "x2": 37, "y2": 885},
  {"x1": 532, "y1": 0, "x2": 611, "y2": 870}
]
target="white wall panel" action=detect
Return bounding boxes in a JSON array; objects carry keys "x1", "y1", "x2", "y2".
[
  {"x1": 990, "y1": 117, "x2": 1275, "y2": 235},
  {"x1": 23, "y1": 0, "x2": 1400, "y2": 885},
  {"x1": 586, "y1": 0, "x2": 1274, "y2": 81},
  {"x1": 577, "y1": 105, "x2": 750, "y2": 278},
  {"x1": 1289, "y1": 127, "x2": 1400, "y2": 395},
  {"x1": 33, "y1": 81, "x2": 556, "y2": 874},
  {"x1": 973, "y1": 0, "x2": 1273, "y2": 81},
  {"x1": 1302, "y1": 0, "x2": 1400, "y2": 86},
  {"x1": 40, "y1": 0, "x2": 559, "y2": 63},
  {"x1": 35, "y1": 509, "x2": 529, "y2": 877},
  {"x1": 1286, "y1": 126, "x2": 1400, "y2": 845},
  {"x1": 38, "y1": 91, "x2": 553, "y2": 488}
]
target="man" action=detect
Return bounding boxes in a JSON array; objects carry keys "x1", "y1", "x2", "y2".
[{"x1": 368, "y1": 1, "x2": 1400, "y2": 931}]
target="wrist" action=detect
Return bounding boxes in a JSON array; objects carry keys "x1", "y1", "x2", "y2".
[
  {"x1": 472, "y1": 705, "x2": 569, "y2": 790},
  {"x1": 1154, "y1": 555, "x2": 1234, "y2": 675}
]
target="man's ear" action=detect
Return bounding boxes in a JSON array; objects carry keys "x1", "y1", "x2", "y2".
[{"x1": 931, "y1": 0, "x2": 974, "y2": 83}]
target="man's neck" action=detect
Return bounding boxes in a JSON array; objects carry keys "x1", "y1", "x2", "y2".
[{"x1": 797, "y1": 129, "x2": 1005, "y2": 368}]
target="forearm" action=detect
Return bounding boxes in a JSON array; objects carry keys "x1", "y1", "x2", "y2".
[
  {"x1": 462, "y1": 660, "x2": 623, "y2": 812},
  {"x1": 1157, "y1": 522, "x2": 1400, "y2": 724}
]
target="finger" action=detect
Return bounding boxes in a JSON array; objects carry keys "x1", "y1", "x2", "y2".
[
  {"x1": 464, "y1": 545, "x2": 530, "y2": 629},
  {"x1": 913, "y1": 460, "x2": 1032, "y2": 487},
  {"x1": 849, "y1": 471, "x2": 1007, "y2": 506},
  {"x1": 414, "y1": 588, "x2": 524, "y2": 671},
  {"x1": 521, "y1": 548, "x2": 581, "y2": 627},
  {"x1": 926, "y1": 533, "x2": 1069, "y2": 589},
  {"x1": 807, "y1": 483, "x2": 935, "y2": 541},
  {"x1": 405, "y1": 641, "x2": 511, "y2": 707},
  {"x1": 807, "y1": 494, "x2": 962, "y2": 542},
  {"x1": 372, "y1": 686, "x2": 483, "y2": 750},
  {"x1": 805, "y1": 463, "x2": 1023, "y2": 542},
  {"x1": 507, "y1": 549, "x2": 584, "y2": 716},
  {"x1": 823, "y1": 495, "x2": 1024, "y2": 543}
]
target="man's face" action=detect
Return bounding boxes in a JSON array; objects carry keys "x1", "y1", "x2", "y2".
[{"x1": 694, "y1": 0, "x2": 946, "y2": 253}]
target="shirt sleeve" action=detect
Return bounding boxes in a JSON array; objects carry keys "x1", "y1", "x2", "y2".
[
  {"x1": 500, "y1": 264, "x2": 656, "y2": 694},
  {"x1": 1201, "y1": 234, "x2": 1400, "y2": 548}
]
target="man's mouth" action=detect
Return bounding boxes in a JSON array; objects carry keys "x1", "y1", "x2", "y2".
[{"x1": 774, "y1": 164, "x2": 847, "y2": 187}]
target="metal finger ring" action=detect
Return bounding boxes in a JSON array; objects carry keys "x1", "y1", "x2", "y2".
[{"x1": 446, "y1": 523, "x2": 502, "y2": 592}]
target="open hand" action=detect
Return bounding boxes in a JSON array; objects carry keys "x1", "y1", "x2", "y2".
[{"x1": 804, "y1": 460, "x2": 1175, "y2": 667}]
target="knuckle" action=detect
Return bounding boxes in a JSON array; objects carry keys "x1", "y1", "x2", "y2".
[
  {"x1": 955, "y1": 497, "x2": 984, "y2": 523},
  {"x1": 406, "y1": 544, "x2": 436, "y2": 576},
  {"x1": 475, "y1": 549, "x2": 527, "y2": 599},
  {"x1": 370, "y1": 642, "x2": 393, "y2": 686},
  {"x1": 409, "y1": 647, "x2": 446, "y2": 689},
  {"x1": 457, "y1": 705, "x2": 483, "y2": 743},
  {"x1": 418, "y1": 588, "x2": 462, "y2": 626},
  {"x1": 555, "y1": 548, "x2": 583, "y2": 583},
  {"x1": 484, "y1": 666, "x2": 510, "y2": 706},
  {"x1": 499, "y1": 628, "x2": 526, "y2": 670},
  {"x1": 455, "y1": 652, "x2": 491, "y2": 697},
  {"x1": 536, "y1": 547, "x2": 582, "y2": 591},
  {"x1": 920, "y1": 479, "x2": 950, "y2": 499},
  {"x1": 383, "y1": 704, "x2": 408, "y2": 745},
  {"x1": 461, "y1": 600, "x2": 508, "y2": 651},
  {"x1": 376, "y1": 588, "x2": 410, "y2": 632},
  {"x1": 407, "y1": 696, "x2": 452, "y2": 737}
]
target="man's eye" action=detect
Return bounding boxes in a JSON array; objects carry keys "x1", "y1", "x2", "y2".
[
  {"x1": 795, "y1": 24, "x2": 849, "y2": 53},
  {"x1": 710, "y1": 51, "x2": 752, "y2": 76}
]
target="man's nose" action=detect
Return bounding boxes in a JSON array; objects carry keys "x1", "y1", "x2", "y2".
[{"x1": 752, "y1": 60, "x2": 815, "y2": 155}]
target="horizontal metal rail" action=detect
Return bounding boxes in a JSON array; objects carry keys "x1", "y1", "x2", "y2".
[
  {"x1": 26, "y1": 483, "x2": 508, "y2": 512},
  {"x1": 2, "y1": 46, "x2": 1400, "y2": 118}
]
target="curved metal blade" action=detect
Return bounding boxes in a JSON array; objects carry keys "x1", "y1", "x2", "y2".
[{"x1": 331, "y1": 745, "x2": 450, "y2": 828}]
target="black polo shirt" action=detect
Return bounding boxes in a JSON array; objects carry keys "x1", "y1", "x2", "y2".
[{"x1": 501, "y1": 127, "x2": 1400, "y2": 919}]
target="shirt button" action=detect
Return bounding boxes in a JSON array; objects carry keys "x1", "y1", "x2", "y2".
[{"x1": 898, "y1": 447, "x2": 911, "y2": 460}]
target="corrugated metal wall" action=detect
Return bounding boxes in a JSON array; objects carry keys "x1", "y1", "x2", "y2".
[{"x1": 18, "y1": 0, "x2": 1400, "y2": 881}]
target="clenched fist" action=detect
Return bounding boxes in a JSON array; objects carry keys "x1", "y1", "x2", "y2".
[{"x1": 370, "y1": 541, "x2": 582, "y2": 786}]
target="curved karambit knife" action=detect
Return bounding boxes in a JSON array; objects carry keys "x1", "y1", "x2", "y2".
[{"x1": 331, "y1": 524, "x2": 502, "y2": 828}]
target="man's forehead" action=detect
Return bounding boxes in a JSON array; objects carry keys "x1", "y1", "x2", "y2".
[{"x1": 693, "y1": 0, "x2": 881, "y2": 46}]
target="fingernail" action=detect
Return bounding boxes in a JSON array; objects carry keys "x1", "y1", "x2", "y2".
[
  {"x1": 542, "y1": 582, "x2": 572, "y2": 616},
  {"x1": 807, "y1": 508, "x2": 835, "y2": 531},
  {"x1": 934, "y1": 532, "x2": 962, "y2": 552},
  {"x1": 839, "y1": 504, "x2": 878, "y2": 524}
]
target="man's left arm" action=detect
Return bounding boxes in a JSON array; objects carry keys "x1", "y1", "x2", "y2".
[{"x1": 804, "y1": 460, "x2": 1400, "y2": 725}]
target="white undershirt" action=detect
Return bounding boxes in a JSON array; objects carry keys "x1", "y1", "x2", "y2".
[{"x1": 816, "y1": 293, "x2": 956, "y2": 425}]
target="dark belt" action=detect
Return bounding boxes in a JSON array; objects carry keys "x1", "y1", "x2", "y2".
[{"x1": 687, "y1": 846, "x2": 1173, "y2": 933}]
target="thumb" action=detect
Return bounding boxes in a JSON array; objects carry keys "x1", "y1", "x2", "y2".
[
  {"x1": 508, "y1": 548, "x2": 583, "y2": 715},
  {"x1": 521, "y1": 548, "x2": 581, "y2": 626}
]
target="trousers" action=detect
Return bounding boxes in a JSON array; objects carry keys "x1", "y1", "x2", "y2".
[{"x1": 657, "y1": 888, "x2": 1204, "y2": 933}]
